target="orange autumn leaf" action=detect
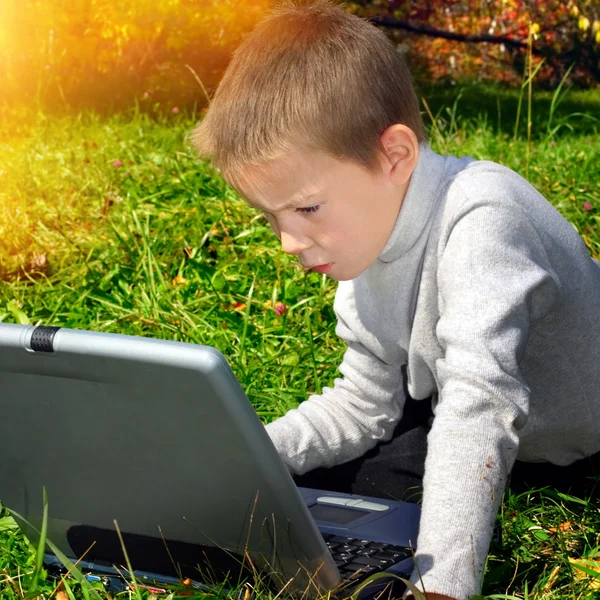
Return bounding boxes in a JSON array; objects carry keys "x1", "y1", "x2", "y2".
[
  {"x1": 549, "y1": 520, "x2": 572, "y2": 533},
  {"x1": 55, "y1": 586, "x2": 69, "y2": 600}
]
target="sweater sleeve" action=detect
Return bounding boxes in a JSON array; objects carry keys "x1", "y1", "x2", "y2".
[
  {"x1": 409, "y1": 196, "x2": 560, "y2": 599},
  {"x1": 265, "y1": 292, "x2": 406, "y2": 475}
]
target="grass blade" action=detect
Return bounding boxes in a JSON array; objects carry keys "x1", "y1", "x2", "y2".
[
  {"x1": 30, "y1": 487, "x2": 49, "y2": 594},
  {"x1": 8, "y1": 506, "x2": 103, "y2": 600},
  {"x1": 113, "y1": 519, "x2": 143, "y2": 600},
  {"x1": 239, "y1": 276, "x2": 255, "y2": 368},
  {"x1": 304, "y1": 309, "x2": 321, "y2": 395}
]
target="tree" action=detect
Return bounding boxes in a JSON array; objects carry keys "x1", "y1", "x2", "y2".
[
  {"x1": 0, "y1": 0, "x2": 270, "y2": 111},
  {"x1": 0, "y1": 0, "x2": 597, "y2": 113},
  {"x1": 349, "y1": 0, "x2": 600, "y2": 86}
]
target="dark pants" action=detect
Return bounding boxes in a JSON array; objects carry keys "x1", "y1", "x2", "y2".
[{"x1": 294, "y1": 397, "x2": 600, "y2": 501}]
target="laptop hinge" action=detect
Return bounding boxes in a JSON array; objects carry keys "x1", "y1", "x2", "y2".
[{"x1": 30, "y1": 326, "x2": 61, "y2": 352}]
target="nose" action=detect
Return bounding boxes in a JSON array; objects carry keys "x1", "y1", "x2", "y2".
[{"x1": 280, "y1": 229, "x2": 312, "y2": 256}]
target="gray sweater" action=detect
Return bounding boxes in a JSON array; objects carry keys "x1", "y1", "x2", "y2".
[{"x1": 265, "y1": 145, "x2": 600, "y2": 599}]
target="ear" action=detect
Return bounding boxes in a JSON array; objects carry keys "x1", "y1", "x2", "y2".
[{"x1": 378, "y1": 125, "x2": 420, "y2": 185}]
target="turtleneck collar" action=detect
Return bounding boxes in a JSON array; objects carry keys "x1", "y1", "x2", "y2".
[{"x1": 378, "y1": 144, "x2": 448, "y2": 263}]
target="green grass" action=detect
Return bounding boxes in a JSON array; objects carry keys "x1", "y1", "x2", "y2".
[{"x1": 1, "y1": 82, "x2": 600, "y2": 599}]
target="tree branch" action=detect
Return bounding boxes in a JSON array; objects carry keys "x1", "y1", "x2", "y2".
[
  {"x1": 368, "y1": 16, "x2": 542, "y2": 54},
  {"x1": 367, "y1": 14, "x2": 596, "y2": 83}
]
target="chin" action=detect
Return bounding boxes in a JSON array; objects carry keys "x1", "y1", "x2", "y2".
[
  {"x1": 336, "y1": 275, "x2": 359, "y2": 282},
  {"x1": 330, "y1": 266, "x2": 366, "y2": 282}
]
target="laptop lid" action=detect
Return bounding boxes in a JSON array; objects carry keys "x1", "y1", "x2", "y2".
[{"x1": 0, "y1": 323, "x2": 340, "y2": 593}]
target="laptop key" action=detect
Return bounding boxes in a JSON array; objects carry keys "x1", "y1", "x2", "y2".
[
  {"x1": 388, "y1": 545, "x2": 411, "y2": 555},
  {"x1": 333, "y1": 553, "x2": 354, "y2": 562},
  {"x1": 343, "y1": 564, "x2": 380, "y2": 578},
  {"x1": 353, "y1": 556, "x2": 391, "y2": 567},
  {"x1": 372, "y1": 550, "x2": 404, "y2": 561},
  {"x1": 354, "y1": 548, "x2": 376, "y2": 557},
  {"x1": 367, "y1": 542, "x2": 388, "y2": 550}
]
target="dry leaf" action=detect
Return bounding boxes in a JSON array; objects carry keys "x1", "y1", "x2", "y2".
[
  {"x1": 55, "y1": 584, "x2": 69, "y2": 600},
  {"x1": 568, "y1": 556, "x2": 600, "y2": 589},
  {"x1": 543, "y1": 564, "x2": 560, "y2": 593},
  {"x1": 549, "y1": 520, "x2": 572, "y2": 533}
]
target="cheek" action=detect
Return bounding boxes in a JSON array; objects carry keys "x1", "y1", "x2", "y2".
[
  {"x1": 345, "y1": 204, "x2": 369, "y2": 233},
  {"x1": 316, "y1": 223, "x2": 348, "y2": 252}
]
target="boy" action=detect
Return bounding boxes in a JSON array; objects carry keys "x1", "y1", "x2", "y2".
[{"x1": 191, "y1": 1, "x2": 600, "y2": 598}]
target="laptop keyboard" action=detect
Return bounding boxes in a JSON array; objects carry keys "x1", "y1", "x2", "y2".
[{"x1": 321, "y1": 533, "x2": 412, "y2": 584}]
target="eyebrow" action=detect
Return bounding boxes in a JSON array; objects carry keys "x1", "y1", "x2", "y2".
[{"x1": 251, "y1": 191, "x2": 321, "y2": 213}]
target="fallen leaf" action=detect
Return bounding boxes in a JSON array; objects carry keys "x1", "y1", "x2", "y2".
[
  {"x1": 55, "y1": 585, "x2": 69, "y2": 600},
  {"x1": 549, "y1": 520, "x2": 572, "y2": 533},
  {"x1": 568, "y1": 556, "x2": 600, "y2": 589},
  {"x1": 542, "y1": 564, "x2": 560, "y2": 593}
]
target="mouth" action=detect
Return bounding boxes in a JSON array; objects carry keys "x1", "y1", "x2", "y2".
[{"x1": 305, "y1": 262, "x2": 334, "y2": 274}]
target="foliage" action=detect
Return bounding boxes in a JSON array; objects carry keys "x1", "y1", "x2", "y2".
[
  {"x1": 349, "y1": 0, "x2": 600, "y2": 87},
  {"x1": 0, "y1": 0, "x2": 269, "y2": 112},
  {"x1": 1, "y1": 0, "x2": 598, "y2": 115}
]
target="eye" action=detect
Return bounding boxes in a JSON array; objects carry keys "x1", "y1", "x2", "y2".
[{"x1": 295, "y1": 205, "x2": 320, "y2": 215}]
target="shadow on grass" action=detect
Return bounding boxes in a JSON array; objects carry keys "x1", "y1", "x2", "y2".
[{"x1": 418, "y1": 81, "x2": 600, "y2": 139}]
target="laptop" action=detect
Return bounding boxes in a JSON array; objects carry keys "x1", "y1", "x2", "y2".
[{"x1": 0, "y1": 323, "x2": 421, "y2": 598}]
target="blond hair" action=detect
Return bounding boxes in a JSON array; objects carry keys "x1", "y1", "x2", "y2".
[{"x1": 192, "y1": 0, "x2": 426, "y2": 193}]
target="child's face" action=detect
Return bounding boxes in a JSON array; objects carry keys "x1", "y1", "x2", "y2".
[{"x1": 237, "y1": 144, "x2": 412, "y2": 281}]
